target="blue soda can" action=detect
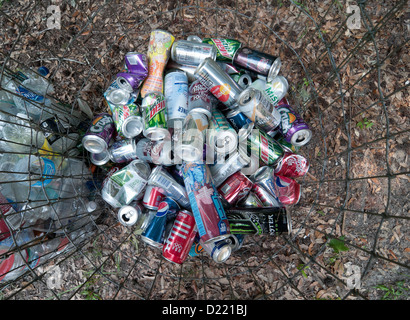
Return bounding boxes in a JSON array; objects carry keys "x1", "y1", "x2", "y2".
[
  {"x1": 140, "y1": 197, "x2": 180, "y2": 249},
  {"x1": 225, "y1": 107, "x2": 253, "y2": 131},
  {"x1": 164, "y1": 69, "x2": 188, "y2": 128}
]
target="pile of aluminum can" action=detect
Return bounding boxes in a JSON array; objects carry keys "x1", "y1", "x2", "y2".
[{"x1": 83, "y1": 30, "x2": 311, "y2": 264}]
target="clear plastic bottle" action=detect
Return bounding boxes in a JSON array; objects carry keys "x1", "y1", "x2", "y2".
[
  {"x1": 2, "y1": 67, "x2": 55, "y2": 121},
  {"x1": 13, "y1": 155, "x2": 58, "y2": 188},
  {"x1": 0, "y1": 113, "x2": 45, "y2": 153}
]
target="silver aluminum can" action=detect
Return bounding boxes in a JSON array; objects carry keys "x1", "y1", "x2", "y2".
[
  {"x1": 90, "y1": 149, "x2": 111, "y2": 166},
  {"x1": 174, "y1": 110, "x2": 208, "y2": 162},
  {"x1": 237, "y1": 191, "x2": 264, "y2": 208},
  {"x1": 118, "y1": 203, "x2": 144, "y2": 227},
  {"x1": 171, "y1": 40, "x2": 217, "y2": 66},
  {"x1": 237, "y1": 73, "x2": 253, "y2": 89},
  {"x1": 188, "y1": 79, "x2": 213, "y2": 119},
  {"x1": 148, "y1": 166, "x2": 190, "y2": 209},
  {"x1": 166, "y1": 60, "x2": 197, "y2": 82},
  {"x1": 164, "y1": 69, "x2": 189, "y2": 128},
  {"x1": 199, "y1": 239, "x2": 232, "y2": 263},
  {"x1": 105, "y1": 87, "x2": 132, "y2": 106},
  {"x1": 226, "y1": 234, "x2": 244, "y2": 253},
  {"x1": 194, "y1": 57, "x2": 243, "y2": 109},
  {"x1": 208, "y1": 151, "x2": 247, "y2": 187},
  {"x1": 207, "y1": 108, "x2": 237, "y2": 155},
  {"x1": 121, "y1": 114, "x2": 144, "y2": 139},
  {"x1": 237, "y1": 87, "x2": 281, "y2": 133},
  {"x1": 108, "y1": 138, "x2": 138, "y2": 164},
  {"x1": 101, "y1": 159, "x2": 151, "y2": 208},
  {"x1": 250, "y1": 166, "x2": 281, "y2": 207}
]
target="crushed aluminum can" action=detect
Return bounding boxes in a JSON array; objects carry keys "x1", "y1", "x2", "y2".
[
  {"x1": 217, "y1": 171, "x2": 253, "y2": 207},
  {"x1": 274, "y1": 175, "x2": 301, "y2": 205},
  {"x1": 148, "y1": 166, "x2": 190, "y2": 209},
  {"x1": 274, "y1": 152, "x2": 309, "y2": 178}
]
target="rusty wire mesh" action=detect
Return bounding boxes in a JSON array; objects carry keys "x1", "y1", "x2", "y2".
[{"x1": 0, "y1": 0, "x2": 409, "y2": 300}]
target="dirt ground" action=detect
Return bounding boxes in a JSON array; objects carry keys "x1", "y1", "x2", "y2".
[{"x1": 0, "y1": 0, "x2": 408, "y2": 300}]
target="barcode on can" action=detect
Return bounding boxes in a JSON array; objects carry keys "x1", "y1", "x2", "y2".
[{"x1": 157, "y1": 175, "x2": 172, "y2": 189}]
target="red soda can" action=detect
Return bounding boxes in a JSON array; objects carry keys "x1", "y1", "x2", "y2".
[
  {"x1": 163, "y1": 209, "x2": 197, "y2": 264},
  {"x1": 142, "y1": 185, "x2": 166, "y2": 210},
  {"x1": 274, "y1": 175, "x2": 301, "y2": 205},
  {"x1": 217, "y1": 171, "x2": 253, "y2": 206},
  {"x1": 274, "y1": 152, "x2": 309, "y2": 178}
]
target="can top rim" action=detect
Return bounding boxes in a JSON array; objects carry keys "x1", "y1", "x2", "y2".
[
  {"x1": 91, "y1": 149, "x2": 111, "y2": 166},
  {"x1": 129, "y1": 159, "x2": 151, "y2": 180},
  {"x1": 118, "y1": 205, "x2": 140, "y2": 226},
  {"x1": 237, "y1": 122, "x2": 254, "y2": 142},
  {"x1": 237, "y1": 87, "x2": 257, "y2": 105},
  {"x1": 122, "y1": 117, "x2": 143, "y2": 138},
  {"x1": 291, "y1": 128, "x2": 312, "y2": 147},
  {"x1": 249, "y1": 165, "x2": 274, "y2": 183},
  {"x1": 82, "y1": 135, "x2": 107, "y2": 154},
  {"x1": 267, "y1": 57, "x2": 282, "y2": 82}
]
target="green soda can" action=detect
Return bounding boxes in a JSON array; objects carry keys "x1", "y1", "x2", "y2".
[
  {"x1": 111, "y1": 102, "x2": 143, "y2": 139},
  {"x1": 202, "y1": 38, "x2": 241, "y2": 62},
  {"x1": 141, "y1": 92, "x2": 170, "y2": 141},
  {"x1": 240, "y1": 123, "x2": 284, "y2": 167},
  {"x1": 276, "y1": 136, "x2": 300, "y2": 153}
]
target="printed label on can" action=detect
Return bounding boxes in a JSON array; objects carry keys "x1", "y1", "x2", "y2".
[
  {"x1": 110, "y1": 168, "x2": 146, "y2": 193},
  {"x1": 203, "y1": 38, "x2": 241, "y2": 61},
  {"x1": 156, "y1": 201, "x2": 169, "y2": 217},
  {"x1": 277, "y1": 107, "x2": 296, "y2": 135},
  {"x1": 165, "y1": 72, "x2": 188, "y2": 120},
  {"x1": 210, "y1": 83, "x2": 231, "y2": 103},
  {"x1": 89, "y1": 114, "x2": 114, "y2": 134},
  {"x1": 149, "y1": 99, "x2": 166, "y2": 121},
  {"x1": 16, "y1": 86, "x2": 45, "y2": 103}
]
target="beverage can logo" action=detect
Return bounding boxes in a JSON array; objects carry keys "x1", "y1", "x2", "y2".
[
  {"x1": 260, "y1": 132, "x2": 269, "y2": 164},
  {"x1": 275, "y1": 176, "x2": 291, "y2": 188},
  {"x1": 278, "y1": 107, "x2": 296, "y2": 134},
  {"x1": 210, "y1": 83, "x2": 231, "y2": 103},
  {"x1": 212, "y1": 39, "x2": 231, "y2": 58},
  {"x1": 149, "y1": 100, "x2": 166, "y2": 120},
  {"x1": 89, "y1": 114, "x2": 113, "y2": 133},
  {"x1": 156, "y1": 201, "x2": 169, "y2": 217}
]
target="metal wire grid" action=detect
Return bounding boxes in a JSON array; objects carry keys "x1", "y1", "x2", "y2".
[{"x1": 0, "y1": 0, "x2": 408, "y2": 300}]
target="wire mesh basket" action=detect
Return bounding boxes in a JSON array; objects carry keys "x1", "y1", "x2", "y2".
[{"x1": 0, "y1": 0, "x2": 408, "y2": 300}]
